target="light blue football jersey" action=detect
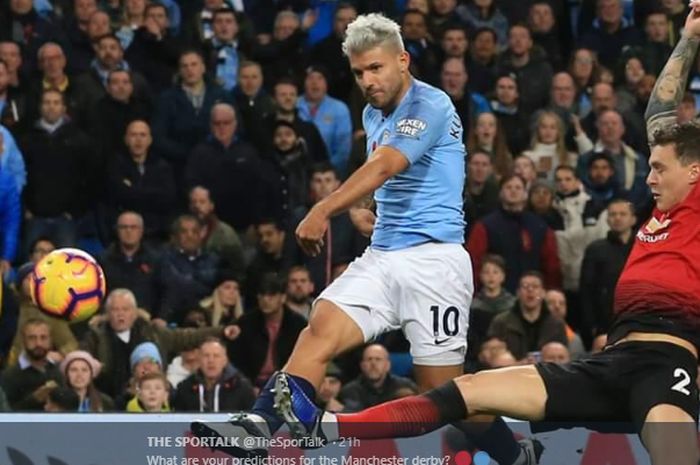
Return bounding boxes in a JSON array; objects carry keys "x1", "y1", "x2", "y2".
[{"x1": 364, "y1": 79, "x2": 466, "y2": 251}]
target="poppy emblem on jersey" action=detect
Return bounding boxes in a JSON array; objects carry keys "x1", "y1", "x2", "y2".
[
  {"x1": 643, "y1": 216, "x2": 671, "y2": 234},
  {"x1": 396, "y1": 118, "x2": 427, "y2": 138}
]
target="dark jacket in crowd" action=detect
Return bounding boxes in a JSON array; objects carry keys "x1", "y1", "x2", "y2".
[
  {"x1": 578, "y1": 21, "x2": 645, "y2": 69},
  {"x1": 156, "y1": 246, "x2": 222, "y2": 324},
  {"x1": 308, "y1": 33, "x2": 354, "y2": 103},
  {"x1": 259, "y1": 112, "x2": 329, "y2": 163},
  {"x1": 99, "y1": 243, "x2": 160, "y2": 314},
  {"x1": 231, "y1": 87, "x2": 277, "y2": 143},
  {"x1": 252, "y1": 29, "x2": 307, "y2": 92},
  {"x1": 88, "y1": 95, "x2": 152, "y2": 162},
  {"x1": 152, "y1": 83, "x2": 232, "y2": 165},
  {"x1": 62, "y1": 17, "x2": 94, "y2": 74},
  {"x1": 339, "y1": 373, "x2": 417, "y2": 412},
  {"x1": 580, "y1": 230, "x2": 634, "y2": 335},
  {"x1": 72, "y1": 67, "x2": 152, "y2": 118},
  {"x1": 125, "y1": 27, "x2": 181, "y2": 93},
  {"x1": 467, "y1": 207, "x2": 562, "y2": 292},
  {"x1": 172, "y1": 364, "x2": 256, "y2": 412},
  {"x1": 106, "y1": 153, "x2": 177, "y2": 240},
  {"x1": 20, "y1": 119, "x2": 97, "y2": 217},
  {"x1": 186, "y1": 137, "x2": 275, "y2": 230},
  {"x1": 268, "y1": 143, "x2": 311, "y2": 219},
  {"x1": 1, "y1": 359, "x2": 62, "y2": 411},
  {"x1": 464, "y1": 180, "x2": 501, "y2": 234},
  {"x1": 487, "y1": 301, "x2": 568, "y2": 360},
  {"x1": 227, "y1": 307, "x2": 306, "y2": 384},
  {"x1": 496, "y1": 47, "x2": 553, "y2": 113}
]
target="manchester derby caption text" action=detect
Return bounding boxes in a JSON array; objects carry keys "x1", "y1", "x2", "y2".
[{"x1": 145, "y1": 436, "x2": 452, "y2": 465}]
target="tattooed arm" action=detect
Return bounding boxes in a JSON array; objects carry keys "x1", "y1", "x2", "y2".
[{"x1": 645, "y1": 14, "x2": 700, "y2": 141}]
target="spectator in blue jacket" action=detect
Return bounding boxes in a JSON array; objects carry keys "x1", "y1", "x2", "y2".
[
  {"x1": 297, "y1": 65, "x2": 352, "y2": 177},
  {"x1": 152, "y1": 50, "x2": 231, "y2": 190},
  {"x1": 154, "y1": 215, "x2": 222, "y2": 326},
  {"x1": 577, "y1": 0, "x2": 644, "y2": 70},
  {"x1": 0, "y1": 165, "x2": 19, "y2": 277},
  {"x1": 0, "y1": 125, "x2": 25, "y2": 194},
  {"x1": 575, "y1": 109, "x2": 649, "y2": 210}
]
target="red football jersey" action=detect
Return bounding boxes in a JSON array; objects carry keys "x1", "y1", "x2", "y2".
[{"x1": 611, "y1": 182, "x2": 700, "y2": 348}]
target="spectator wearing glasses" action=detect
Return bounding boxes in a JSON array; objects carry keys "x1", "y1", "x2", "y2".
[{"x1": 99, "y1": 211, "x2": 160, "y2": 315}]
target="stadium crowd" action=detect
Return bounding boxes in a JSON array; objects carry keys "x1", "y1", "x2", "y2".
[{"x1": 0, "y1": 0, "x2": 686, "y2": 412}]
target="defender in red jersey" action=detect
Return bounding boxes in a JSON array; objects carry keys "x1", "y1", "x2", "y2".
[{"x1": 270, "y1": 7, "x2": 700, "y2": 465}]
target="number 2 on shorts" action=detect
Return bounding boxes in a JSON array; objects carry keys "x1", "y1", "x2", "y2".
[{"x1": 671, "y1": 368, "x2": 692, "y2": 396}]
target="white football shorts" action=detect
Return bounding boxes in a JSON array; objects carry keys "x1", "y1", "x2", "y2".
[{"x1": 316, "y1": 242, "x2": 473, "y2": 366}]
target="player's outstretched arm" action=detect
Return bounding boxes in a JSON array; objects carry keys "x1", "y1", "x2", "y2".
[
  {"x1": 349, "y1": 193, "x2": 376, "y2": 237},
  {"x1": 645, "y1": 5, "x2": 700, "y2": 138},
  {"x1": 296, "y1": 146, "x2": 408, "y2": 255},
  {"x1": 319, "y1": 146, "x2": 407, "y2": 216}
]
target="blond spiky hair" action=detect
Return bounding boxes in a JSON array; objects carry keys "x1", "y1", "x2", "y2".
[{"x1": 342, "y1": 13, "x2": 405, "y2": 57}]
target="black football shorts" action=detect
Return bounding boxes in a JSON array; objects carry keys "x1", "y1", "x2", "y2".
[{"x1": 534, "y1": 340, "x2": 698, "y2": 432}]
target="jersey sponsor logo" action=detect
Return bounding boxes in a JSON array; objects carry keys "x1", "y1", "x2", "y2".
[
  {"x1": 643, "y1": 216, "x2": 671, "y2": 234},
  {"x1": 434, "y1": 337, "x2": 450, "y2": 345},
  {"x1": 637, "y1": 215, "x2": 671, "y2": 243},
  {"x1": 636, "y1": 230, "x2": 669, "y2": 243},
  {"x1": 396, "y1": 118, "x2": 427, "y2": 138}
]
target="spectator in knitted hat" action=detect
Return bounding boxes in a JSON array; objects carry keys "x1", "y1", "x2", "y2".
[
  {"x1": 258, "y1": 77, "x2": 328, "y2": 163},
  {"x1": 582, "y1": 151, "x2": 621, "y2": 206},
  {"x1": 199, "y1": 271, "x2": 244, "y2": 326},
  {"x1": 129, "y1": 341, "x2": 162, "y2": 375},
  {"x1": 318, "y1": 362, "x2": 344, "y2": 412},
  {"x1": 60, "y1": 350, "x2": 114, "y2": 412},
  {"x1": 269, "y1": 119, "x2": 311, "y2": 217},
  {"x1": 116, "y1": 341, "x2": 166, "y2": 410}
]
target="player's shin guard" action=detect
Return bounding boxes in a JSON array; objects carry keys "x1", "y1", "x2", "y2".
[{"x1": 336, "y1": 380, "x2": 468, "y2": 439}]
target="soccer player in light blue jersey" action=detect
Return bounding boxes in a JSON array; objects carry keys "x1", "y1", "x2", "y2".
[{"x1": 193, "y1": 13, "x2": 539, "y2": 465}]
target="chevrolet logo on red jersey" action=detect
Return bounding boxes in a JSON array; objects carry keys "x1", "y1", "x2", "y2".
[{"x1": 643, "y1": 216, "x2": 671, "y2": 234}]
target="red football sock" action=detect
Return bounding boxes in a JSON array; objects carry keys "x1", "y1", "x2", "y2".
[{"x1": 335, "y1": 381, "x2": 467, "y2": 439}]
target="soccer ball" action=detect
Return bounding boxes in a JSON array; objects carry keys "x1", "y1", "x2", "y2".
[{"x1": 30, "y1": 248, "x2": 106, "y2": 323}]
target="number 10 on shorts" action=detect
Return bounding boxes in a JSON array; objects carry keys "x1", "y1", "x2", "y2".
[{"x1": 430, "y1": 305, "x2": 459, "y2": 344}]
